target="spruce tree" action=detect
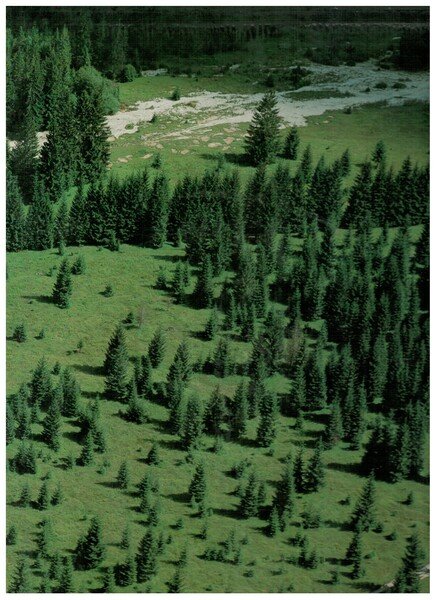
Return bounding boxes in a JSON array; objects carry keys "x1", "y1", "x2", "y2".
[
  {"x1": 6, "y1": 169, "x2": 26, "y2": 252},
  {"x1": 324, "y1": 400, "x2": 343, "y2": 449},
  {"x1": 182, "y1": 395, "x2": 204, "y2": 450},
  {"x1": 117, "y1": 461, "x2": 130, "y2": 489},
  {"x1": 193, "y1": 256, "x2": 214, "y2": 308},
  {"x1": 104, "y1": 324, "x2": 129, "y2": 401},
  {"x1": 74, "y1": 517, "x2": 105, "y2": 570},
  {"x1": 103, "y1": 566, "x2": 116, "y2": 592},
  {"x1": 116, "y1": 554, "x2": 137, "y2": 587},
  {"x1": 188, "y1": 461, "x2": 207, "y2": 510},
  {"x1": 137, "y1": 354, "x2": 153, "y2": 397},
  {"x1": 245, "y1": 91, "x2": 281, "y2": 166},
  {"x1": 148, "y1": 327, "x2": 166, "y2": 368},
  {"x1": 239, "y1": 471, "x2": 259, "y2": 518},
  {"x1": 60, "y1": 367, "x2": 80, "y2": 417},
  {"x1": 36, "y1": 481, "x2": 50, "y2": 511},
  {"x1": 350, "y1": 474, "x2": 376, "y2": 531},
  {"x1": 146, "y1": 173, "x2": 169, "y2": 248},
  {"x1": 231, "y1": 382, "x2": 249, "y2": 440},
  {"x1": 393, "y1": 532, "x2": 424, "y2": 593},
  {"x1": 204, "y1": 307, "x2": 219, "y2": 340},
  {"x1": 168, "y1": 567, "x2": 184, "y2": 593},
  {"x1": 78, "y1": 431, "x2": 95, "y2": 466},
  {"x1": 26, "y1": 178, "x2": 54, "y2": 250},
  {"x1": 6, "y1": 525, "x2": 17, "y2": 546},
  {"x1": 305, "y1": 439, "x2": 325, "y2": 493},
  {"x1": 256, "y1": 393, "x2": 278, "y2": 447},
  {"x1": 136, "y1": 529, "x2": 158, "y2": 583},
  {"x1": 8, "y1": 557, "x2": 31, "y2": 593},
  {"x1": 300, "y1": 145, "x2": 313, "y2": 182},
  {"x1": 68, "y1": 182, "x2": 89, "y2": 245},
  {"x1": 273, "y1": 460, "x2": 296, "y2": 527},
  {"x1": 57, "y1": 556, "x2": 74, "y2": 593},
  {"x1": 52, "y1": 258, "x2": 72, "y2": 308},
  {"x1": 42, "y1": 391, "x2": 61, "y2": 451},
  {"x1": 267, "y1": 505, "x2": 280, "y2": 537},
  {"x1": 146, "y1": 442, "x2": 161, "y2": 466},
  {"x1": 283, "y1": 126, "x2": 300, "y2": 160}
]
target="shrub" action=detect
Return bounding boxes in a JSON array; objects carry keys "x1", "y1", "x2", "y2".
[
  {"x1": 119, "y1": 64, "x2": 138, "y2": 83},
  {"x1": 171, "y1": 88, "x2": 181, "y2": 101},
  {"x1": 375, "y1": 81, "x2": 388, "y2": 89},
  {"x1": 102, "y1": 285, "x2": 114, "y2": 298}
]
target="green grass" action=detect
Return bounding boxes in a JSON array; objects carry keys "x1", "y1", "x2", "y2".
[
  {"x1": 6, "y1": 243, "x2": 429, "y2": 593},
  {"x1": 108, "y1": 100, "x2": 429, "y2": 188}
]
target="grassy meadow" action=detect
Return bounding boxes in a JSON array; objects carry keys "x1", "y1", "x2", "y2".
[{"x1": 7, "y1": 59, "x2": 429, "y2": 592}]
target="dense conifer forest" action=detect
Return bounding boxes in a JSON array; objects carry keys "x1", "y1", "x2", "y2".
[{"x1": 6, "y1": 5, "x2": 429, "y2": 594}]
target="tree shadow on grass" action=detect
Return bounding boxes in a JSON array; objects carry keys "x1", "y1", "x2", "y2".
[
  {"x1": 22, "y1": 295, "x2": 53, "y2": 304},
  {"x1": 157, "y1": 438, "x2": 182, "y2": 452},
  {"x1": 164, "y1": 491, "x2": 190, "y2": 504},
  {"x1": 96, "y1": 480, "x2": 119, "y2": 490},
  {"x1": 71, "y1": 363, "x2": 105, "y2": 377},
  {"x1": 212, "y1": 506, "x2": 241, "y2": 520},
  {"x1": 151, "y1": 254, "x2": 180, "y2": 263},
  {"x1": 327, "y1": 461, "x2": 360, "y2": 475}
]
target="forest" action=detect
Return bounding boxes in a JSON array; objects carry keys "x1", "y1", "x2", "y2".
[{"x1": 6, "y1": 5, "x2": 429, "y2": 594}]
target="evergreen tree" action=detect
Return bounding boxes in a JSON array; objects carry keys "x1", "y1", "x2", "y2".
[
  {"x1": 204, "y1": 307, "x2": 219, "y2": 340},
  {"x1": 18, "y1": 482, "x2": 31, "y2": 507},
  {"x1": 54, "y1": 198, "x2": 69, "y2": 247},
  {"x1": 6, "y1": 403, "x2": 15, "y2": 445},
  {"x1": 239, "y1": 471, "x2": 260, "y2": 518},
  {"x1": 168, "y1": 567, "x2": 184, "y2": 593},
  {"x1": 137, "y1": 354, "x2": 153, "y2": 397},
  {"x1": 51, "y1": 481, "x2": 64, "y2": 506},
  {"x1": 78, "y1": 431, "x2": 95, "y2": 466},
  {"x1": 8, "y1": 557, "x2": 31, "y2": 593},
  {"x1": 148, "y1": 327, "x2": 166, "y2": 368},
  {"x1": 57, "y1": 556, "x2": 74, "y2": 593},
  {"x1": 267, "y1": 505, "x2": 280, "y2": 537},
  {"x1": 350, "y1": 474, "x2": 376, "y2": 531},
  {"x1": 60, "y1": 367, "x2": 80, "y2": 417},
  {"x1": 171, "y1": 261, "x2": 186, "y2": 304},
  {"x1": 245, "y1": 91, "x2": 281, "y2": 166},
  {"x1": 123, "y1": 379, "x2": 148, "y2": 424},
  {"x1": 116, "y1": 554, "x2": 137, "y2": 587},
  {"x1": 300, "y1": 145, "x2": 313, "y2": 182},
  {"x1": 74, "y1": 517, "x2": 105, "y2": 570},
  {"x1": 231, "y1": 382, "x2": 249, "y2": 440},
  {"x1": 393, "y1": 532, "x2": 424, "y2": 593},
  {"x1": 42, "y1": 391, "x2": 61, "y2": 451},
  {"x1": 146, "y1": 442, "x2": 161, "y2": 466},
  {"x1": 36, "y1": 481, "x2": 50, "y2": 510},
  {"x1": 182, "y1": 395, "x2": 204, "y2": 450},
  {"x1": 52, "y1": 258, "x2": 72, "y2": 308},
  {"x1": 12, "y1": 442, "x2": 37, "y2": 474},
  {"x1": 103, "y1": 566, "x2": 116, "y2": 593},
  {"x1": 324, "y1": 400, "x2": 343, "y2": 449},
  {"x1": 305, "y1": 439, "x2": 325, "y2": 493},
  {"x1": 6, "y1": 169, "x2": 26, "y2": 251},
  {"x1": 136, "y1": 529, "x2": 158, "y2": 582},
  {"x1": 6, "y1": 525, "x2": 17, "y2": 546},
  {"x1": 283, "y1": 126, "x2": 300, "y2": 160},
  {"x1": 273, "y1": 460, "x2": 296, "y2": 526},
  {"x1": 146, "y1": 173, "x2": 169, "y2": 248},
  {"x1": 188, "y1": 461, "x2": 207, "y2": 510},
  {"x1": 120, "y1": 524, "x2": 131, "y2": 550},
  {"x1": 26, "y1": 178, "x2": 54, "y2": 250},
  {"x1": 346, "y1": 527, "x2": 365, "y2": 579},
  {"x1": 213, "y1": 338, "x2": 231, "y2": 377},
  {"x1": 193, "y1": 256, "x2": 214, "y2": 308},
  {"x1": 9, "y1": 106, "x2": 39, "y2": 203},
  {"x1": 104, "y1": 324, "x2": 129, "y2": 401},
  {"x1": 117, "y1": 461, "x2": 130, "y2": 489},
  {"x1": 256, "y1": 393, "x2": 278, "y2": 447},
  {"x1": 305, "y1": 347, "x2": 327, "y2": 410},
  {"x1": 68, "y1": 181, "x2": 89, "y2": 245}
]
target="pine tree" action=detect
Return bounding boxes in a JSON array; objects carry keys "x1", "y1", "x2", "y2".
[
  {"x1": 188, "y1": 462, "x2": 207, "y2": 510},
  {"x1": 123, "y1": 379, "x2": 148, "y2": 424},
  {"x1": 78, "y1": 431, "x2": 95, "y2": 466},
  {"x1": 18, "y1": 482, "x2": 31, "y2": 507},
  {"x1": 51, "y1": 481, "x2": 64, "y2": 506},
  {"x1": 193, "y1": 256, "x2": 214, "y2": 308},
  {"x1": 245, "y1": 91, "x2": 281, "y2": 166},
  {"x1": 6, "y1": 525, "x2": 17, "y2": 546},
  {"x1": 36, "y1": 481, "x2": 50, "y2": 510},
  {"x1": 256, "y1": 393, "x2": 278, "y2": 447},
  {"x1": 146, "y1": 173, "x2": 169, "y2": 248},
  {"x1": 6, "y1": 169, "x2": 26, "y2": 251},
  {"x1": 267, "y1": 505, "x2": 280, "y2": 537},
  {"x1": 305, "y1": 346, "x2": 327, "y2": 410},
  {"x1": 104, "y1": 324, "x2": 129, "y2": 401},
  {"x1": 68, "y1": 182, "x2": 89, "y2": 245},
  {"x1": 168, "y1": 567, "x2": 184, "y2": 593},
  {"x1": 171, "y1": 261, "x2": 186, "y2": 304},
  {"x1": 116, "y1": 554, "x2": 137, "y2": 587},
  {"x1": 204, "y1": 307, "x2": 219, "y2": 340},
  {"x1": 117, "y1": 461, "x2": 130, "y2": 489},
  {"x1": 305, "y1": 439, "x2": 325, "y2": 493},
  {"x1": 204, "y1": 387, "x2": 227, "y2": 436},
  {"x1": 300, "y1": 145, "x2": 313, "y2": 182},
  {"x1": 213, "y1": 338, "x2": 231, "y2": 378},
  {"x1": 6, "y1": 403, "x2": 15, "y2": 445},
  {"x1": 350, "y1": 474, "x2": 376, "y2": 532},
  {"x1": 42, "y1": 391, "x2": 61, "y2": 451},
  {"x1": 347, "y1": 527, "x2": 365, "y2": 579},
  {"x1": 8, "y1": 557, "x2": 31, "y2": 593},
  {"x1": 182, "y1": 395, "x2": 204, "y2": 450},
  {"x1": 137, "y1": 354, "x2": 153, "y2": 397},
  {"x1": 231, "y1": 382, "x2": 249, "y2": 440},
  {"x1": 57, "y1": 556, "x2": 74, "y2": 593},
  {"x1": 60, "y1": 367, "x2": 80, "y2": 417},
  {"x1": 146, "y1": 442, "x2": 161, "y2": 466},
  {"x1": 136, "y1": 529, "x2": 158, "y2": 582},
  {"x1": 283, "y1": 126, "x2": 300, "y2": 160},
  {"x1": 52, "y1": 258, "x2": 72, "y2": 308},
  {"x1": 12, "y1": 442, "x2": 37, "y2": 474},
  {"x1": 372, "y1": 140, "x2": 386, "y2": 165},
  {"x1": 148, "y1": 327, "x2": 166, "y2": 368},
  {"x1": 26, "y1": 178, "x2": 54, "y2": 250},
  {"x1": 239, "y1": 472, "x2": 259, "y2": 518},
  {"x1": 74, "y1": 517, "x2": 105, "y2": 570},
  {"x1": 324, "y1": 400, "x2": 343, "y2": 449},
  {"x1": 103, "y1": 566, "x2": 116, "y2": 592},
  {"x1": 393, "y1": 532, "x2": 424, "y2": 593},
  {"x1": 273, "y1": 460, "x2": 296, "y2": 526}
]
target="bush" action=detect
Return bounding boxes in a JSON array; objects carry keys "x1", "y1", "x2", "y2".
[
  {"x1": 375, "y1": 81, "x2": 388, "y2": 89},
  {"x1": 119, "y1": 64, "x2": 138, "y2": 83},
  {"x1": 12, "y1": 323, "x2": 27, "y2": 343},
  {"x1": 75, "y1": 66, "x2": 120, "y2": 115},
  {"x1": 102, "y1": 285, "x2": 114, "y2": 298},
  {"x1": 392, "y1": 81, "x2": 407, "y2": 89},
  {"x1": 171, "y1": 88, "x2": 181, "y2": 101}
]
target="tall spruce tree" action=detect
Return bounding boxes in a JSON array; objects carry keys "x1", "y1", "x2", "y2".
[
  {"x1": 6, "y1": 169, "x2": 26, "y2": 251},
  {"x1": 283, "y1": 126, "x2": 300, "y2": 160},
  {"x1": 52, "y1": 258, "x2": 73, "y2": 308},
  {"x1": 104, "y1": 324, "x2": 129, "y2": 401},
  {"x1": 74, "y1": 517, "x2": 105, "y2": 570},
  {"x1": 245, "y1": 91, "x2": 281, "y2": 166}
]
